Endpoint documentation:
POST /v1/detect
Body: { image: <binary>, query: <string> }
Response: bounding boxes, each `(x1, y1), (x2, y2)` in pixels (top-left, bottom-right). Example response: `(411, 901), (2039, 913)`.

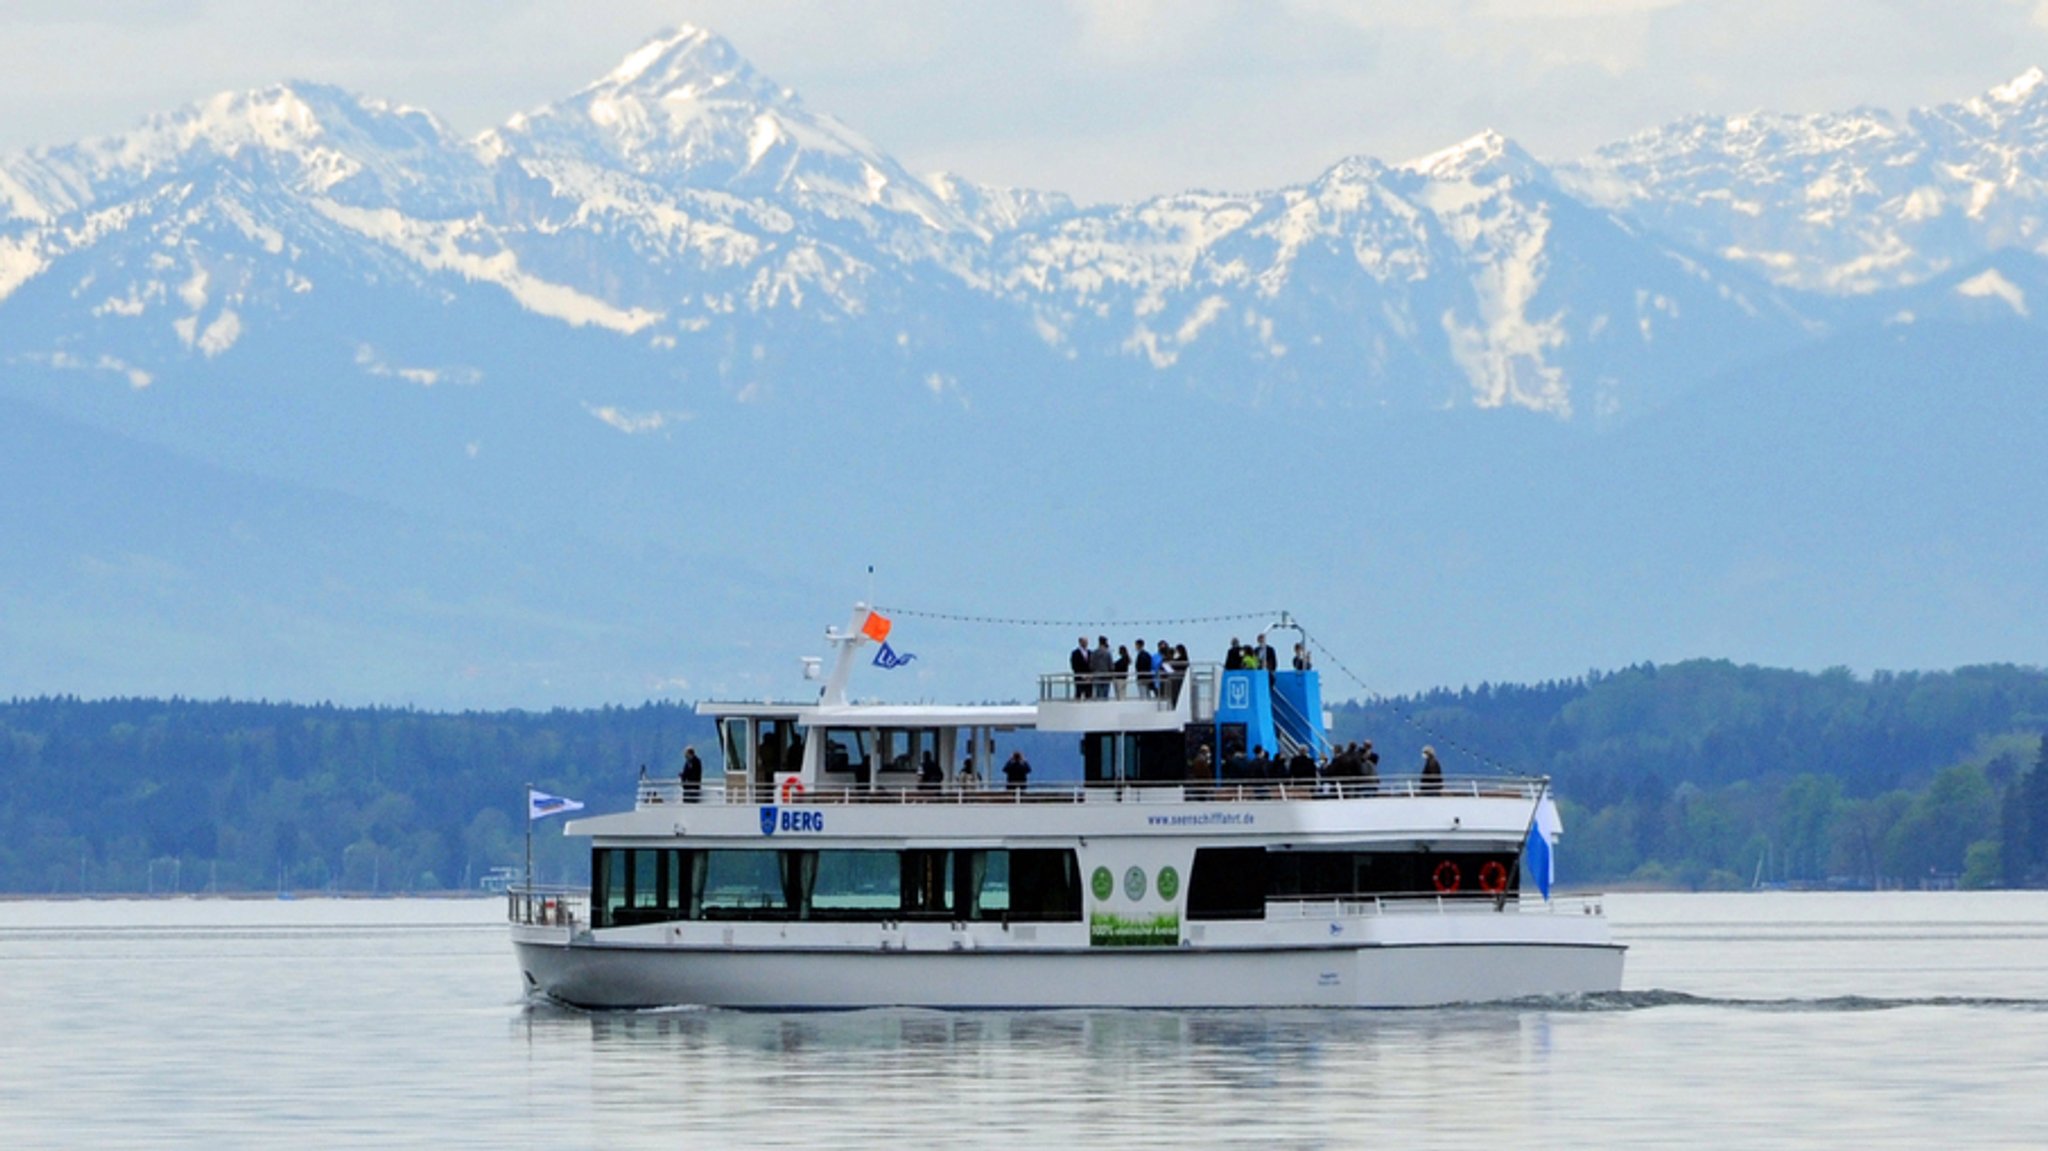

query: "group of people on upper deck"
(1222, 634), (1313, 675)
(1068, 631), (1317, 701)
(1068, 635), (1191, 700)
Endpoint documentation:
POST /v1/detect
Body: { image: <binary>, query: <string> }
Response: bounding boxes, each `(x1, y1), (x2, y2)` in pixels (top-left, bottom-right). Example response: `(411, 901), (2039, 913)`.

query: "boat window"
(1186, 847), (1266, 920)
(1124, 731), (1190, 784)
(593, 847), (1084, 924)
(590, 847), (697, 928)
(969, 851), (1008, 918)
(876, 727), (945, 776)
(811, 850), (899, 917)
(700, 850), (790, 917)
(1081, 732), (1116, 784)
(753, 719), (805, 781)
(719, 718), (750, 777)
(1007, 849), (1082, 922)
(900, 850), (956, 917)
(1186, 847), (1529, 918)
(821, 728), (872, 784)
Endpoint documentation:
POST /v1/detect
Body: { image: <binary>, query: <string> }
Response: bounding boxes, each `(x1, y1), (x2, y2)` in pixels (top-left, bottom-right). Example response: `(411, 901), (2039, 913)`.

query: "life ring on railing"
(1432, 860), (1462, 894)
(780, 776), (807, 804)
(1478, 860), (1510, 894)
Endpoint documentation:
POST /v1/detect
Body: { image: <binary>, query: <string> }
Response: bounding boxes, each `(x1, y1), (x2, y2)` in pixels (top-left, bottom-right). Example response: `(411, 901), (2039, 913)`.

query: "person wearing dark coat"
(1134, 640), (1155, 697)
(1002, 751), (1032, 791)
(1420, 746), (1443, 794)
(1070, 636), (1093, 698)
(680, 747), (704, 803)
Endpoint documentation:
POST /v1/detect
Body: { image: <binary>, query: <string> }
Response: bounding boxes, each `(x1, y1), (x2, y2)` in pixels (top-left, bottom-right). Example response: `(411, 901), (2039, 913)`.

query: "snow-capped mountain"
(1563, 68), (2048, 294)
(989, 132), (1807, 415)
(4, 26), (2048, 708)
(1, 24), (1839, 422)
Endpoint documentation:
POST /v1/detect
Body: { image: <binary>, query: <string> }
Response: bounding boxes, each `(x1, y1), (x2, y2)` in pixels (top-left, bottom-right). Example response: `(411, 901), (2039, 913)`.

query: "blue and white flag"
(528, 789), (585, 821)
(872, 641), (917, 670)
(1526, 796), (1562, 900)
(1525, 823), (1553, 901)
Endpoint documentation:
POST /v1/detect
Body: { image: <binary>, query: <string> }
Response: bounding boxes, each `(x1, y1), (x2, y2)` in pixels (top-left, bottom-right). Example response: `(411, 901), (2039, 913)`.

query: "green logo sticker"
(1156, 865), (1180, 901)
(1091, 866), (1114, 901)
(1123, 866), (1147, 902)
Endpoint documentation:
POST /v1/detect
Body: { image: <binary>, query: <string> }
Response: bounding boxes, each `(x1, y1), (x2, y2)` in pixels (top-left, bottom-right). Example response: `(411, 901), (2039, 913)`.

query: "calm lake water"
(2, 891), (2044, 1149)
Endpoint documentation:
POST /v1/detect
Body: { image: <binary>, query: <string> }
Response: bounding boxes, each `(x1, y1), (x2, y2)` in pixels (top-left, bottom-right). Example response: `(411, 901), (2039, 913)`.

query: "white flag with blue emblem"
(872, 641), (916, 670)
(528, 789), (585, 821)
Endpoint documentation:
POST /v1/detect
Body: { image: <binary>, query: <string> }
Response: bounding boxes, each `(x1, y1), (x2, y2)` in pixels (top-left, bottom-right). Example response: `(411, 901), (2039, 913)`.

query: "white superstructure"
(510, 605), (1624, 1008)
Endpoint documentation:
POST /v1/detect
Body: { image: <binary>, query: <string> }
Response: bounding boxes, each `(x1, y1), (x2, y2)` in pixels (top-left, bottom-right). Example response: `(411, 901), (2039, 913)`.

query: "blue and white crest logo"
(759, 806), (778, 836)
(1225, 677), (1250, 710)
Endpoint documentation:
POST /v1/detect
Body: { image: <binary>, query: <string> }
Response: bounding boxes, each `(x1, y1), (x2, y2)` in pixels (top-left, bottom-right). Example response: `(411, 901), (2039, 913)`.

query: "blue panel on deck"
(1215, 670), (1276, 755)
(1273, 670), (1325, 754)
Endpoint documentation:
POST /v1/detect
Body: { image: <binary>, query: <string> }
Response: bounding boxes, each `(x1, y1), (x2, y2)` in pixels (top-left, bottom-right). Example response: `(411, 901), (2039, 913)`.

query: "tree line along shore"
(4, 659), (2047, 894)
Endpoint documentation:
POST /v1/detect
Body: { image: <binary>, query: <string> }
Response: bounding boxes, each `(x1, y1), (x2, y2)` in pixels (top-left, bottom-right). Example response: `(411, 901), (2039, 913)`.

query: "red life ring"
(779, 777), (807, 804)
(1432, 860), (1461, 893)
(1478, 860), (1510, 894)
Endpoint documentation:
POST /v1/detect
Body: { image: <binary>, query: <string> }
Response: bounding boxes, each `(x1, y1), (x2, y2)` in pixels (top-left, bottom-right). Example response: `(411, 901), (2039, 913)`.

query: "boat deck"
(636, 774), (1545, 808)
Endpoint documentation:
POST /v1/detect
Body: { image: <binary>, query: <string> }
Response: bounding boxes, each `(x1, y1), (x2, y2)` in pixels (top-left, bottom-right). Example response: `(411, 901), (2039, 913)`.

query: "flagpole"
(524, 780), (534, 893)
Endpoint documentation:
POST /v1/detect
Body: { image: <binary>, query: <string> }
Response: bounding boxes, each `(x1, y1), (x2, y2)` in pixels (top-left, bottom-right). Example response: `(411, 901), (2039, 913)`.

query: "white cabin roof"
(698, 699), (1038, 728)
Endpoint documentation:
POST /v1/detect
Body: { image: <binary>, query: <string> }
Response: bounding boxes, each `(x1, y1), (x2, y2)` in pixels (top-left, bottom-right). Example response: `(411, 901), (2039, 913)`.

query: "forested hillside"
(1335, 661), (2048, 889)
(0, 698), (711, 894)
(4, 660), (2047, 894)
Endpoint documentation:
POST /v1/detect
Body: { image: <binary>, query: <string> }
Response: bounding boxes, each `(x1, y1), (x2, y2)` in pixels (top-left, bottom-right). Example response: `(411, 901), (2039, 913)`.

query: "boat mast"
(819, 602), (874, 706)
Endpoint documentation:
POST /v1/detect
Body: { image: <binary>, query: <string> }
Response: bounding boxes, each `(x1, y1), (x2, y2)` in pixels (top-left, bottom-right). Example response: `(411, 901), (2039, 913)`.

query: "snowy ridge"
(3, 27), (2048, 417)
(1563, 69), (2048, 293)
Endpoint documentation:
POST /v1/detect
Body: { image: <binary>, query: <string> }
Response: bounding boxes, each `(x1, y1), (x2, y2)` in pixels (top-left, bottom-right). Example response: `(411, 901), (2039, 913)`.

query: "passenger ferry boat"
(510, 606), (1624, 1008)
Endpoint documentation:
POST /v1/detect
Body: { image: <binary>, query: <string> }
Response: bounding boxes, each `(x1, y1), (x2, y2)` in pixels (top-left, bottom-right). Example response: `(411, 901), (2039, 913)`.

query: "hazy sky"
(5, 0), (2047, 203)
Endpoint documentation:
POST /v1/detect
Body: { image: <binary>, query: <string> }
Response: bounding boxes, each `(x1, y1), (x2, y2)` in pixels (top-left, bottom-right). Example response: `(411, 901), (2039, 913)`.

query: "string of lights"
(871, 606), (1285, 630)
(871, 602), (1531, 777)
(1299, 626), (1529, 777)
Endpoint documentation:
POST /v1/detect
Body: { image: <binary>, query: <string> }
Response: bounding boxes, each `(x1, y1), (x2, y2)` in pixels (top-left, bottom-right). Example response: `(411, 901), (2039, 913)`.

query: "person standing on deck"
(1134, 640), (1156, 697)
(1070, 636), (1093, 698)
(1003, 751), (1032, 791)
(1113, 645), (1132, 698)
(1089, 635), (1113, 700)
(1420, 746), (1443, 795)
(680, 747), (704, 803)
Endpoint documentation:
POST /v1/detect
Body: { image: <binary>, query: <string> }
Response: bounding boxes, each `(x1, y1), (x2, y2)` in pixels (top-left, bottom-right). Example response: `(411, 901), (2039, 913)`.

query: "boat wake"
(1479, 989), (2048, 1013)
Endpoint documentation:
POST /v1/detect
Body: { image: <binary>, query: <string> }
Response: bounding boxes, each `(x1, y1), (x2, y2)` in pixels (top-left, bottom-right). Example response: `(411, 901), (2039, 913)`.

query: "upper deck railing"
(632, 774), (1545, 809)
(1037, 663), (1220, 717)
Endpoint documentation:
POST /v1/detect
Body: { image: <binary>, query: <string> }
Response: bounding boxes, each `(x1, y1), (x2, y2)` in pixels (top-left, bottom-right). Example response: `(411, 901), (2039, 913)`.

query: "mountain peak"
(1400, 130), (1547, 184)
(586, 24), (788, 107)
(1988, 66), (2048, 105)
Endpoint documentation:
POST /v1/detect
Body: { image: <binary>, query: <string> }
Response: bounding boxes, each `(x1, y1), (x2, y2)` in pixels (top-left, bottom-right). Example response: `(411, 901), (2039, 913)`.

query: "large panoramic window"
(1185, 847), (1527, 920)
(592, 846), (1081, 926)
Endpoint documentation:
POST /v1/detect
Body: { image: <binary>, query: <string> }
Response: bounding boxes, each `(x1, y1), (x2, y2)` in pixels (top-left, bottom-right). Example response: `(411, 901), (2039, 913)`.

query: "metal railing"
(1037, 663), (1219, 712)
(1268, 893), (1606, 918)
(629, 774), (1544, 808)
(508, 885), (588, 930)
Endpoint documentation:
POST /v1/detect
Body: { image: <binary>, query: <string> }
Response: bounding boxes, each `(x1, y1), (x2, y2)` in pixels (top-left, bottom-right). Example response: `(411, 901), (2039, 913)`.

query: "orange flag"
(861, 610), (892, 642)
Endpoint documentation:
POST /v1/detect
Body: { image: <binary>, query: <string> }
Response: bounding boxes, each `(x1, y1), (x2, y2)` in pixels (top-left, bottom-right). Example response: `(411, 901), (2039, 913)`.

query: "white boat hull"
(514, 935), (1624, 1010)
